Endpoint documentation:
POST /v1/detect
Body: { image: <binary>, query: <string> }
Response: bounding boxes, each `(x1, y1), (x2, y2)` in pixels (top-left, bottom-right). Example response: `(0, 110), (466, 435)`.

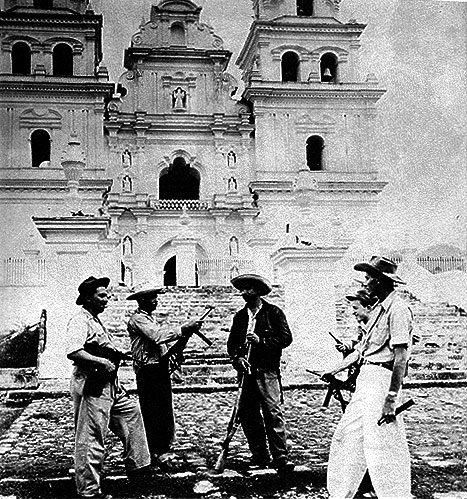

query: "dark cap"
(354, 255), (405, 285)
(126, 287), (167, 301)
(230, 273), (272, 296)
(76, 276), (110, 305)
(345, 289), (375, 307)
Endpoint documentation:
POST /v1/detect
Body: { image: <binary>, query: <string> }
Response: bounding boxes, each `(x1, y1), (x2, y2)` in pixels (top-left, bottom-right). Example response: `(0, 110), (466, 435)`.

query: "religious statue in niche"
(227, 176), (238, 193)
(172, 87), (187, 110)
(122, 148), (132, 167)
(122, 175), (133, 192)
(229, 236), (239, 257)
(227, 150), (236, 168)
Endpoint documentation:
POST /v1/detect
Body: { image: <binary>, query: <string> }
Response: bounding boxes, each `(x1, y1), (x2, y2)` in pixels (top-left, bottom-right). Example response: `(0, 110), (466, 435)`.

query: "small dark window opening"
(170, 23), (186, 46)
(12, 42), (31, 75)
(164, 256), (177, 286)
(320, 52), (338, 83)
(34, 0), (53, 8)
(297, 0), (313, 16)
(159, 157), (200, 200)
(306, 135), (324, 171)
(53, 43), (73, 76)
(31, 129), (51, 168)
(281, 51), (300, 82)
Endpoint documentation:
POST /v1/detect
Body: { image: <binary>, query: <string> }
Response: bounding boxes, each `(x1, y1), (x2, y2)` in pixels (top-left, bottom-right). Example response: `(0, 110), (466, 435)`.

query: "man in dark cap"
(67, 277), (151, 499)
(126, 287), (202, 470)
(334, 289), (377, 357)
(227, 273), (294, 473)
(324, 257), (413, 499)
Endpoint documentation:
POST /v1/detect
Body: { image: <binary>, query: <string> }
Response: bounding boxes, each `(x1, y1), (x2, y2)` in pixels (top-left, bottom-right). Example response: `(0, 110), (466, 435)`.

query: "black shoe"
(249, 455), (271, 468)
(274, 458), (295, 474)
(127, 465), (155, 479)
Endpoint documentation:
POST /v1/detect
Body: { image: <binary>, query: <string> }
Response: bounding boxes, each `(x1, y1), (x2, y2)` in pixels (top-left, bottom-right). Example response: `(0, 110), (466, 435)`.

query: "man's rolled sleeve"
(388, 304), (412, 348)
(130, 314), (179, 345)
(66, 314), (88, 356)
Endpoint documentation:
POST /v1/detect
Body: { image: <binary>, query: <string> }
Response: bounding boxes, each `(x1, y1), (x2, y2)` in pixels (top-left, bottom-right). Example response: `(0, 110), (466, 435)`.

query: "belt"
(362, 360), (394, 371)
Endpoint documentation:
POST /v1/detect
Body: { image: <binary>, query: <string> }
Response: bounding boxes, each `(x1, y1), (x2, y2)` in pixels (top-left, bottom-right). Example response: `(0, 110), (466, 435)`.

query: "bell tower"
(237, 0), (387, 374)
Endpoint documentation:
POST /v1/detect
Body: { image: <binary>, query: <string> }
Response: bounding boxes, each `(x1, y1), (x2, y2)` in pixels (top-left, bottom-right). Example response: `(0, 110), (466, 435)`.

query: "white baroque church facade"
(0, 0), (387, 377)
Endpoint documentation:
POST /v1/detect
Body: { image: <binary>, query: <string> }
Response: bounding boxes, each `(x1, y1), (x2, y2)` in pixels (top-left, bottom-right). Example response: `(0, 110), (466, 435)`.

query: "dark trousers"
(238, 370), (288, 463)
(136, 363), (175, 457)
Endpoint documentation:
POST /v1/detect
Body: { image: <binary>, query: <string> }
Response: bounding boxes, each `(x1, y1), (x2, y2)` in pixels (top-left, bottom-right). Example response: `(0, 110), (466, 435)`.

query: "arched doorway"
(164, 256), (177, 286)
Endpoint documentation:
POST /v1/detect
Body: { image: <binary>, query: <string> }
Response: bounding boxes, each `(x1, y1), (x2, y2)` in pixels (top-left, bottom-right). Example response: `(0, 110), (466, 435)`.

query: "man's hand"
(380, 394), (397, 424)
(246, 332), (260, 344)
(335, 343), (352, 355)
(99, 358), (117, 374)
(181, 320), (202, 338)
(233, 356), (251, 374)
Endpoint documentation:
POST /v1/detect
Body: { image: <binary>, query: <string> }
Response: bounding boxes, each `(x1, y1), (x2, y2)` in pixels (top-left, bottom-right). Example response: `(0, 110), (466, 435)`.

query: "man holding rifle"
(323, 256), (413, 499)
(126, 287), (202, 471)
(227, 274), (294, 473)
(67, 276), (151, 499)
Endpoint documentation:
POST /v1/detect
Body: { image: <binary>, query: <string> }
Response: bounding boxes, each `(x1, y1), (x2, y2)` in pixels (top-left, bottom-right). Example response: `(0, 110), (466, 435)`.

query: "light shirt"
(246, 303), (263, 337)
(358, 291), (413, 364)
(66, 307), (116, 373)
(127, 309), (180, 372)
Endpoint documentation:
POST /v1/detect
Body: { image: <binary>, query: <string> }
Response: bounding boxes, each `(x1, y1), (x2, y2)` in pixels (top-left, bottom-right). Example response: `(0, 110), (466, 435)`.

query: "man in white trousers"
(323, 256), (413, 499)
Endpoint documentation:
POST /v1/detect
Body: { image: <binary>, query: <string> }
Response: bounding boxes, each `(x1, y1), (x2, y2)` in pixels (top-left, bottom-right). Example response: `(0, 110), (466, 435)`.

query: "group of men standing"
(66, 255), (413, 499)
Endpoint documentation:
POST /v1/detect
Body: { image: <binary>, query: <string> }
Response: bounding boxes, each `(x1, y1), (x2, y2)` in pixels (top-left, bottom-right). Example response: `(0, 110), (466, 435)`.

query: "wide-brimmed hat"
(127, 287), (167, 301)
(354, 256), (406, 285)
(231, 273), (272, 296)
(76, 276), (110, 305)
(345, 289), (376, 307)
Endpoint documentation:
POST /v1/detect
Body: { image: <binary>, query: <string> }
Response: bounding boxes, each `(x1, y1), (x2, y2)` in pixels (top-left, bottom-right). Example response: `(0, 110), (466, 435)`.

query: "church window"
(320, 53), (338, 83)
(122, 175), (133, 192)
(122, 236), (133, 256)
(297, 0), (313, 16)
(34, 0), (53, 7)
(306, 135), (324, 171)
(31, 129), (51, 168)
(164, 256), (177, 286)
(12, 42), (31, 75)
(159, 157), (200, 200)
(281, 51), (300, 82)
(53, 43), (73, 76)
(170, 23), (186, 46)
(122, 148), (132, 166)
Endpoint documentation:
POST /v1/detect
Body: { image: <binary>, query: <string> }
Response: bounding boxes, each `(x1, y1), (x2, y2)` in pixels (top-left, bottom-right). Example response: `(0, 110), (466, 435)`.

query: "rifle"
(162, 306), (215, 374)
(81, 343), (132, 396)
(306, 370), (356, 412)
(214, 343), (252, 474)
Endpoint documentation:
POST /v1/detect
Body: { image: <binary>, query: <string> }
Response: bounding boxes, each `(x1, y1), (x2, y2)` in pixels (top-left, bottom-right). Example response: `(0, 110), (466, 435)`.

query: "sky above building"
(93, 0), (466, 253)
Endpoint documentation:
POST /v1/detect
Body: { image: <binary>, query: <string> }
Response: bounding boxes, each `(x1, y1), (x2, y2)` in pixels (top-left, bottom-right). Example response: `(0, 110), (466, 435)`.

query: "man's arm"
(262, 306), (292, 349)
(380, 345), (408, 423)
(129, 314), (181, 345)
(324, 349), (360, 377)
(67, 349), (116, 374)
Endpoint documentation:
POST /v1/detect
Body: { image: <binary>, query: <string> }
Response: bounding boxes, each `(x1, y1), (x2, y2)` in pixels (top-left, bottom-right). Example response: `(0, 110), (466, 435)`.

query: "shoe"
(274, 458), (295, 474)
(152, 453), (174, 473)
(249, 455), (271, 468)
(127, 465), (155, 479)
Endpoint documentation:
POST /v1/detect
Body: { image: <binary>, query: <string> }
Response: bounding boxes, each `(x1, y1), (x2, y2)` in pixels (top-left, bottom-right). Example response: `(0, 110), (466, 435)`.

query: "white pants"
(327, 364), (411, 499)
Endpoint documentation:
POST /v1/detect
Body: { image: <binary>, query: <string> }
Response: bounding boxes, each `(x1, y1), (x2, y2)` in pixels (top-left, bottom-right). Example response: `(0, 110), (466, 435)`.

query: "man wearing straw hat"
(126, 287), (202, 471)
(67, 276), (151, 499)
(324, 256), (413, 499)
(227, 273), (294, 473)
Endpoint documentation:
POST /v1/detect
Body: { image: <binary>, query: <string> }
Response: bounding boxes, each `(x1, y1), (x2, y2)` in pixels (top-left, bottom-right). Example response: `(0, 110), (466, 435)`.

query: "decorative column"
(61, 132), (85, 213)
(172, 208), (197, 286)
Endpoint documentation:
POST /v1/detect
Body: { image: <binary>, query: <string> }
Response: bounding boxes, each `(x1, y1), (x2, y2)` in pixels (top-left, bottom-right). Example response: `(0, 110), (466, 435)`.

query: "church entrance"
(164, 256), (177, 286)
